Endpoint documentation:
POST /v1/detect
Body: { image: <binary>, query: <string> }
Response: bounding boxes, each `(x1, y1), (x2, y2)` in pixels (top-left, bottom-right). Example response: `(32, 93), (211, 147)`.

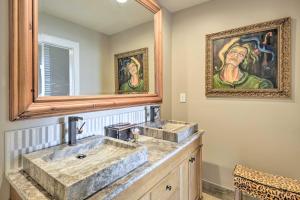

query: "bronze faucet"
(68, 116), (85, 145)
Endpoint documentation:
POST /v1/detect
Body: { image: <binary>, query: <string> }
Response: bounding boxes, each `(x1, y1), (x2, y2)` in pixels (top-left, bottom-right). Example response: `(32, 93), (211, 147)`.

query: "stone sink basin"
(23, 136), (148, 200)
(138, 120), (198, 143)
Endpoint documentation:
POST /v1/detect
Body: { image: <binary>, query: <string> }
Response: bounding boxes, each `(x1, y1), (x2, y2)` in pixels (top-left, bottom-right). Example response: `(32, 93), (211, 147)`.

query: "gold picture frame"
(205, 17), (291, 98)
(114, 48), (149, 94)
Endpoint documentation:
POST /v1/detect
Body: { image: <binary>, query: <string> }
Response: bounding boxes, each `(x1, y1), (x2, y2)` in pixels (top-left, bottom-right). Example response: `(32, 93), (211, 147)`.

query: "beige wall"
(171, 0), (300, 189)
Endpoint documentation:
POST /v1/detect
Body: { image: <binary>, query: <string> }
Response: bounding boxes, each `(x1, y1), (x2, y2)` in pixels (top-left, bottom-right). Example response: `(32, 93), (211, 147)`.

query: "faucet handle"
(77, 122), (86, 134)
(131, 127), (140, 143)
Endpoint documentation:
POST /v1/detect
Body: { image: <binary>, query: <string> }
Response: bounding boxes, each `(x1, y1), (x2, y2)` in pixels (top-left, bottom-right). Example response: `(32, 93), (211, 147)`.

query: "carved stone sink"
(138, 120), (198, 143)
(23, 136), (148, 200)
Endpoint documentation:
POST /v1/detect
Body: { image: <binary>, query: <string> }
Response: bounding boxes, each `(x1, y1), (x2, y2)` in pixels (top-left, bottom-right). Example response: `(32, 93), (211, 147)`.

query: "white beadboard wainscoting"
(5, 106), (150, 173)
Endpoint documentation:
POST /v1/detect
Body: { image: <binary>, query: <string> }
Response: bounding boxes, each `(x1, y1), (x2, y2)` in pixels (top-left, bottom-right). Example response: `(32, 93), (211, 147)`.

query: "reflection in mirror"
(38, 0), (155, 96)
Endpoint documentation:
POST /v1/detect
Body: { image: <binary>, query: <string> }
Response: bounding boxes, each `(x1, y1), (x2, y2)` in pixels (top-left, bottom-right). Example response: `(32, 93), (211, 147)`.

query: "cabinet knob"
(166, 185), (172, 191)
(189, 157), (196, 163)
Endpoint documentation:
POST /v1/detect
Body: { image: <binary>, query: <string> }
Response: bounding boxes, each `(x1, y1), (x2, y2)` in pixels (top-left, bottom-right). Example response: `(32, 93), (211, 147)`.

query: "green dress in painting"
(120, 79), (145, 93)
(213, 72), (274, 89)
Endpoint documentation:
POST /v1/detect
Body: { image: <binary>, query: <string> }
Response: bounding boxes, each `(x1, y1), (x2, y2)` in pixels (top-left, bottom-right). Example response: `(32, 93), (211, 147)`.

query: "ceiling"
(39, 0), (211, 35)
(39, 0), (154, 35)
(157, 0), (211, 12)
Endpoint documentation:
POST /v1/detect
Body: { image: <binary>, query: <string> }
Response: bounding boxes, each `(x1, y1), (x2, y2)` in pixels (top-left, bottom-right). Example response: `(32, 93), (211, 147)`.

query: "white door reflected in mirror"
(38, 0), (155, 96)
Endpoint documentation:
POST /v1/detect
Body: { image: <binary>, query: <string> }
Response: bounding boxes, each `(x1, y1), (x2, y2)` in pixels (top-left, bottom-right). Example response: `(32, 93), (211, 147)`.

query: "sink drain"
(76, 154), (87, 159)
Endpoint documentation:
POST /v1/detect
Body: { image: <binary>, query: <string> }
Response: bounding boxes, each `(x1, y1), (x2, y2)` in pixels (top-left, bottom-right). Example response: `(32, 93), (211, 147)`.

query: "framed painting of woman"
(115, 48), (149, 94)
(205, 17), (291, 97)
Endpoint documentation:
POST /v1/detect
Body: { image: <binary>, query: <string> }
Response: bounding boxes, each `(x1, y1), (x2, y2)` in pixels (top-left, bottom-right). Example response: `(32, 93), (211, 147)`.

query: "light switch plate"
(180, 93), (187, 103)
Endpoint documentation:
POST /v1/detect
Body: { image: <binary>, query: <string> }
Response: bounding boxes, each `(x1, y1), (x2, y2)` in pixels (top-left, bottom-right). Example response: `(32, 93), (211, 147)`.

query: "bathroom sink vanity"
(8, 130), (204, 200)
(23, 136), (148, 200)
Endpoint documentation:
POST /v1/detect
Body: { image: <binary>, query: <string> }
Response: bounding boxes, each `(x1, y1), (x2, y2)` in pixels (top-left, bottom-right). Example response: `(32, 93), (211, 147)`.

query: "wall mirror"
(10, 0), (162, 120)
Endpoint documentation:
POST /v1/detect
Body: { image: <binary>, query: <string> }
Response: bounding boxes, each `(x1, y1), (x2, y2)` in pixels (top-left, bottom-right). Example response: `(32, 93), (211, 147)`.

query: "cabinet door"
(189, 149), (201, 200)
(151, 167), (180, 200)
(139, 192), (151, 200)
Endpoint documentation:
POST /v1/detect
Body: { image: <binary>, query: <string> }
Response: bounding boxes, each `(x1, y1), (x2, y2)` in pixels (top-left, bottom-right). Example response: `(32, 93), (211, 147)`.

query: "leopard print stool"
(233, 164), (300, 200)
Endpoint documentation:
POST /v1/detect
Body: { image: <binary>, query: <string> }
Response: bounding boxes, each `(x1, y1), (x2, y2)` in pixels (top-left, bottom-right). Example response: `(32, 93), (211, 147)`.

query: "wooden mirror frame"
(9, 0), (163, 120)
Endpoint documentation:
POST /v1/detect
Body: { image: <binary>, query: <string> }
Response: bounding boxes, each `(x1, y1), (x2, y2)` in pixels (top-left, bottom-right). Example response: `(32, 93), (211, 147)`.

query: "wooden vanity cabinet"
(137, 144), (203, 200)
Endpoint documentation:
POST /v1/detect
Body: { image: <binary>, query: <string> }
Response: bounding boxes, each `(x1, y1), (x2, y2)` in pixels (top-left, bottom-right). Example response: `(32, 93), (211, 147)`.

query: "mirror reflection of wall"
(38, 0), (155, 96)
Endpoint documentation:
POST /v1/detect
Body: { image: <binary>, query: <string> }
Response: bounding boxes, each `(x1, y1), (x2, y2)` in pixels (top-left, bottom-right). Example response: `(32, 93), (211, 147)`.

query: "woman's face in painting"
(225, 46), (247, 67)
(127, 62), (138, 76)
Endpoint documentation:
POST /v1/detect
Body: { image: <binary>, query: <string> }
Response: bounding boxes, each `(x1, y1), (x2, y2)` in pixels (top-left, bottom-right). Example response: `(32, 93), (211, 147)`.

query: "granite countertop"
(7, 131), (204, 200)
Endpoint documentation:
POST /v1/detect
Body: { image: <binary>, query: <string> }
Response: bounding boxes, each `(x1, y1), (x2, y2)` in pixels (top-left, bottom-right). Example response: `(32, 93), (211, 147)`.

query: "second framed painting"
(114, 48), (149, 94)
(205, 17), (291, 97)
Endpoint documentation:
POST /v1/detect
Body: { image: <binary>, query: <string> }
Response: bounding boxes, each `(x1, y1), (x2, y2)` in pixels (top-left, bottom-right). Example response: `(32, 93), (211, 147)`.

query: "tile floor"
(203, 193), (221, 200)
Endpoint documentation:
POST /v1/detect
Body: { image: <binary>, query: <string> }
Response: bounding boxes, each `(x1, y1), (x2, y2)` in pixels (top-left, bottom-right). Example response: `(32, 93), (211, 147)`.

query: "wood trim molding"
(9, 0), (18, 119)
(9, 0), (163, 120)
(154, 9), (163, 99)
(136, 0), (160, 13)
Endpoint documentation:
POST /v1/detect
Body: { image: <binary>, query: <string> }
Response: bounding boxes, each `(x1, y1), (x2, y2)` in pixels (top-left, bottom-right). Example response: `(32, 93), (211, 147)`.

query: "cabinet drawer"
(151, 167), (180, 200)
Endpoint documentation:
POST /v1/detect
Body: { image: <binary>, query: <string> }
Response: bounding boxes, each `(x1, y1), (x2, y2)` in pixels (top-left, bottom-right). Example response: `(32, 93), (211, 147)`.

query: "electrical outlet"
(180, 93), (187, 103)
